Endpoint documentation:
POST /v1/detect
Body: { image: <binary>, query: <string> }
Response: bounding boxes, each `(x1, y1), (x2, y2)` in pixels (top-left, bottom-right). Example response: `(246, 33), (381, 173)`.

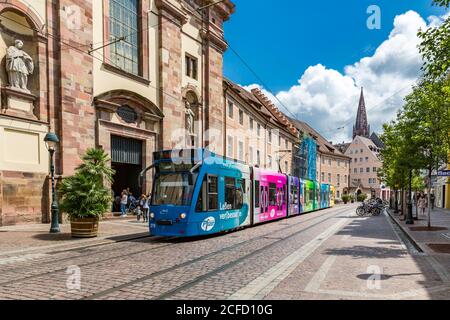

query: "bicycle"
(356, 200), (382, 217)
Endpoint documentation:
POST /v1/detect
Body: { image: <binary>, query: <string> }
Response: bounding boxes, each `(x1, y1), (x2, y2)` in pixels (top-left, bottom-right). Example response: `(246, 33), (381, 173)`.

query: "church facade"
(0, 0), (235, 226)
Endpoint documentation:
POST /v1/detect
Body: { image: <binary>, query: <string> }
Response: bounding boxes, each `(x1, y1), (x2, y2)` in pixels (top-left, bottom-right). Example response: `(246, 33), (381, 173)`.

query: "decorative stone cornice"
(94, 98), (118, 113)
(194, 0), (235, 21)
(156, 0), (188, 25)
(200, 29), (228, 53)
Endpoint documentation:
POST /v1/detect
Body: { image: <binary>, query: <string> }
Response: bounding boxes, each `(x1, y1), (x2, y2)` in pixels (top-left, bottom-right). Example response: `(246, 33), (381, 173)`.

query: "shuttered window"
(111, 135), (142, 165)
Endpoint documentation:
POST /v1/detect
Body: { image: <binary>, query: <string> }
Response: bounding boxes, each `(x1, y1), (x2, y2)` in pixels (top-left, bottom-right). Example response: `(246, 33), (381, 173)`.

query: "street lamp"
(44, 132), (60, 233)
(406, 168), (414, 225)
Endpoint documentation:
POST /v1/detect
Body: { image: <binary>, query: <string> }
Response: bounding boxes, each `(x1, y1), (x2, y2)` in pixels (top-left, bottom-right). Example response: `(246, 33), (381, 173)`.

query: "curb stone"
(385, 208), (426, 254)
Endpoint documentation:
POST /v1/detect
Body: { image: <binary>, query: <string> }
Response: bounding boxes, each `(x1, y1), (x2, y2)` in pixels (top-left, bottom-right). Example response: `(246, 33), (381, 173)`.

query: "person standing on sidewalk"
(418, 193), (427, 217)
(142, 195), (150, 223)
(430, 193), (435, 210)
(120, 190), (128, 217)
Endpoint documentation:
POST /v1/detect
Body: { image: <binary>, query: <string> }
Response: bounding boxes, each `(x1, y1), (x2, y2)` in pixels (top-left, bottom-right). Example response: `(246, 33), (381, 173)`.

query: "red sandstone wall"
(159, 12), (184, 150)
(0, 171), (48, 225)
(57, 0), (95, 175)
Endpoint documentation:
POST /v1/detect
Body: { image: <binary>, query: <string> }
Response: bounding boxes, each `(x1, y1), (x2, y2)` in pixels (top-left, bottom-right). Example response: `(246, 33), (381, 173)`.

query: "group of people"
(114, 188), (152, 222)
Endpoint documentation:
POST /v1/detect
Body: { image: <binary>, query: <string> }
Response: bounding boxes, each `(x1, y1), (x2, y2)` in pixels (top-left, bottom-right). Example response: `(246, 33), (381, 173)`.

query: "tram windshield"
(152, 173), (195, 206)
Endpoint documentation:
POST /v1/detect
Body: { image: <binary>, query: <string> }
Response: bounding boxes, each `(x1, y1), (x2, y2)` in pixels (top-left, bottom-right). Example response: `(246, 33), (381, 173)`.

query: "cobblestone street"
(1, 205), (449, 300)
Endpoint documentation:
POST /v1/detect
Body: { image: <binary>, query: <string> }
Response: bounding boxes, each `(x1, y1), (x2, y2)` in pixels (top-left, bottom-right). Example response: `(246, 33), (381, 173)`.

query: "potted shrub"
(342, 195), (350, 204)
(59, 148), (114, 238)
(350, 195), (355, 203)
(357, 193), (368, 202)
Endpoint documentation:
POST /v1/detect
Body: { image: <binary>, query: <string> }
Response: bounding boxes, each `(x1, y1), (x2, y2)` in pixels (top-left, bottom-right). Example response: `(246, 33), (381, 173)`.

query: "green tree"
(418, 0), (449, 80)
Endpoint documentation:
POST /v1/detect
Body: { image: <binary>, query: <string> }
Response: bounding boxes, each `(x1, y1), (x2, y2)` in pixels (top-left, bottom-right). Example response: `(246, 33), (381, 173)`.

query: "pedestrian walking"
(430, 193), (435, 210)
(120, 190), (128, 217)
(417, 193), (427, 217)
(143, 195), (150, 223)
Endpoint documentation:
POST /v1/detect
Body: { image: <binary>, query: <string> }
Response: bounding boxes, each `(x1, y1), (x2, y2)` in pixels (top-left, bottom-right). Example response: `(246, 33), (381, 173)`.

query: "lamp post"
(44, 132), (60, 233)
(406, 168), (414, 225)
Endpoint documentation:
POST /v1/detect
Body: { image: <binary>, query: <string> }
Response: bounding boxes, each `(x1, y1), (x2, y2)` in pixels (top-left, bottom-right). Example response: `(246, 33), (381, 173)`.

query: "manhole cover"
(427, 244), (450, 254)
(409, 227), (448, 232)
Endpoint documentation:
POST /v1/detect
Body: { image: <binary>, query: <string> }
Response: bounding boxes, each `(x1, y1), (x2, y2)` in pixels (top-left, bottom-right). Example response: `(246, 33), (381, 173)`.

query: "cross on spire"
(353, 87), (370, 139)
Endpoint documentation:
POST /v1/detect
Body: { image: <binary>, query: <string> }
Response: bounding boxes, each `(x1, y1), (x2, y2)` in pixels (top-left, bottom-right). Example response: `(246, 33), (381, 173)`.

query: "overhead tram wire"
(2, 4), (420, 138)
(87, 1), (301, 123)
(89, 1), (229, 54)
(3, 1), (281, 118)
(226, 44), (300, 122)
(0, 12), (184, 105)
(318, 80), (421, 136)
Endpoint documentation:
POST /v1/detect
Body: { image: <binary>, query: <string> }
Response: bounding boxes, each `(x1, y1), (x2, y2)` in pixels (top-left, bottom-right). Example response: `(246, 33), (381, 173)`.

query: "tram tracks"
(0, 233), (155, 272)
(0, 206), (349, 295)
(81, 206), (350, 300)
(0, 236), (174, 286)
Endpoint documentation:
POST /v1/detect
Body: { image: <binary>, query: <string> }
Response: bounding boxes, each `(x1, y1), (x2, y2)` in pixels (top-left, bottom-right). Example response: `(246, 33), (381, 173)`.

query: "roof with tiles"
(250, 88), (298, 136)
(223, 79), (298, 138)
(289, 118), (351, 160)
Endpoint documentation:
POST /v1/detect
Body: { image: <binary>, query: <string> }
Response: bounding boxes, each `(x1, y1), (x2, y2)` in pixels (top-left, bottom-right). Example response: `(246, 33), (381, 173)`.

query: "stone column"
(156, 0), (187, 150)
(57, 0), (95, 175)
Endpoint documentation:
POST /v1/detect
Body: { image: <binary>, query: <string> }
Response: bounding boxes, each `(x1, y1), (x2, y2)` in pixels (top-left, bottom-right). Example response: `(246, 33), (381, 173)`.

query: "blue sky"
(224, 0), (444, 91)
(222, 1), (448, 142)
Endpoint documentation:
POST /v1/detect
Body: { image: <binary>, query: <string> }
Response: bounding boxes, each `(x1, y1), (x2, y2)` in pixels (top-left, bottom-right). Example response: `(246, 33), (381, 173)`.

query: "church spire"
(353, 87), (370, 139)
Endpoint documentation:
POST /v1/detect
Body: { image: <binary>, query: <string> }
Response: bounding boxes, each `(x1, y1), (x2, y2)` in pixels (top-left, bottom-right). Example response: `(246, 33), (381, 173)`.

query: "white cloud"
(242, 10), (448, 144)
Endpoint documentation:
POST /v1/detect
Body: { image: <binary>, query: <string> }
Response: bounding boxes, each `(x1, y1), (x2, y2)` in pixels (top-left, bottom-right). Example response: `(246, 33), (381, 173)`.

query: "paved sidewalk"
(387, 207), (450, 282)
(265, 208), (450, 300)
(388, 207), (450, 254)
(0, 217), (150, 257)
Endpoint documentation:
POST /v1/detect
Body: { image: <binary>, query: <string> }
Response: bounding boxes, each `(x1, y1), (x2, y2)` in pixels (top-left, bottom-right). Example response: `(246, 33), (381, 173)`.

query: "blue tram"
(148, 149), (333, 237)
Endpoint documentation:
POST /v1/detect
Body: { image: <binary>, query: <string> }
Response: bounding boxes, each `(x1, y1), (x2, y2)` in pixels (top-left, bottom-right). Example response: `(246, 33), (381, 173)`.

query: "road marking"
(304, 255), (337, 293)
(228, 217), (349, 300)
(0, 253), (48, 266)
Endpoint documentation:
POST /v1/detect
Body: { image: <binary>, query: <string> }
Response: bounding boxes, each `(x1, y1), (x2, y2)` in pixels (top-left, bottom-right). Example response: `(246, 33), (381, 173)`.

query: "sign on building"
(437, 170), (450, 177)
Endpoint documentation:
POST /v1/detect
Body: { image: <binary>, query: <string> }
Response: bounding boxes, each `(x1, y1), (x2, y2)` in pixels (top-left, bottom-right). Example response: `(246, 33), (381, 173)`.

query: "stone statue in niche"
(6, 40), (34, 93)
(185, 101), (196, 136)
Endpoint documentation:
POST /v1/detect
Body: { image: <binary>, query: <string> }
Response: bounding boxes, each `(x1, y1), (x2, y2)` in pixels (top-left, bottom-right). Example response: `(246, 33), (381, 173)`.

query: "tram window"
(292, 186), (298, 204)
(225, 177), (236, 209)
(208, 176), (219, 211)
(255, 181), (260, 208)
(269, 183), (277, 206)
(236, 179), (244, 210)
(196, 176), (207, 212)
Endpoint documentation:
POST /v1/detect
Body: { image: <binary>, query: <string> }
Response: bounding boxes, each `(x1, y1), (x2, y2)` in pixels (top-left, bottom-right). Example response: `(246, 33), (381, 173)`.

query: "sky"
(223, 0), (449, 144)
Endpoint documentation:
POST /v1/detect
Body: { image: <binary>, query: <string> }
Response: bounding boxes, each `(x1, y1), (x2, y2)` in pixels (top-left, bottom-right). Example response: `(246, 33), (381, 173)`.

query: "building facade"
(344, 136), (390, 199)
(290, 120), (351, 200)
(0, 0), (235, 226)
(435, 157), (450, 210)
(223, 79), (298, 174)
(336, 87), (391, 200)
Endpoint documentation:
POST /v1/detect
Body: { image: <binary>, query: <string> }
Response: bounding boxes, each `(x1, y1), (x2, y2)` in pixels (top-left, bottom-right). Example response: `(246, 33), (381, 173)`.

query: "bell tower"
(353, 87), (370, 139)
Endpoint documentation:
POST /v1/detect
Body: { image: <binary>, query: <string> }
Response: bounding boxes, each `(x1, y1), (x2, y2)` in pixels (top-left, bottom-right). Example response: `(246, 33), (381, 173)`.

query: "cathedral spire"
(353, 87), (370, 139)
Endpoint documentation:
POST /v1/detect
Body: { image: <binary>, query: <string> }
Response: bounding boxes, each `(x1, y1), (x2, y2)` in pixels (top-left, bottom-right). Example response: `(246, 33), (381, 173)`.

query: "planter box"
(70, 217), (99, 238)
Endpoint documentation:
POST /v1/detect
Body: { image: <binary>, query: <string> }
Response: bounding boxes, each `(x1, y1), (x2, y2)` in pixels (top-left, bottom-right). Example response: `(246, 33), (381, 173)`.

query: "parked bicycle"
(356, 198), (386, 217)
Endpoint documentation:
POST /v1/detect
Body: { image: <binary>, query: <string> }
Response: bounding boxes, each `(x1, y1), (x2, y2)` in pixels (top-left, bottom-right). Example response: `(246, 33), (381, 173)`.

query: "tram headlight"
(179, 213), (187, 220)
(150, 212), (155, 219)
